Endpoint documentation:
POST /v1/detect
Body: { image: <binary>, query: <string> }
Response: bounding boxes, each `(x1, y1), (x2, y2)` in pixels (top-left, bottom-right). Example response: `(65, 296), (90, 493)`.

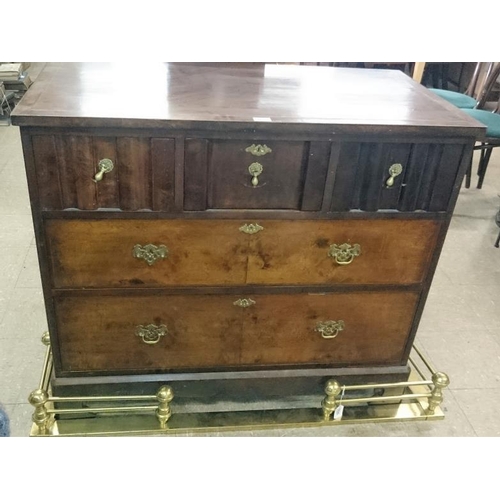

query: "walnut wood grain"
(54, 291), (419, 374)
(46, 219), (249, 288)
(11, 63), (485, 138)
(46, 218), (440, 288)
(247, 219), (440, 285)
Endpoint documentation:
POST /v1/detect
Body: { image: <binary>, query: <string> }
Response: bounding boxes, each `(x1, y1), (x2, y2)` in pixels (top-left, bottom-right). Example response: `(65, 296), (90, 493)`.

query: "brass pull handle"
(93, 158), (114, 183)
(136, 324), (167, 345)
(315, 320), (345, 339)
(245, 144), (272, 156)
(133, 244), (168, 266)
(248, 162), (263, 187)
(385, 163), (403, 188)
(328, 243), (361, 265)
(233, 298), (256, 308)
(239, 223), (264, 235)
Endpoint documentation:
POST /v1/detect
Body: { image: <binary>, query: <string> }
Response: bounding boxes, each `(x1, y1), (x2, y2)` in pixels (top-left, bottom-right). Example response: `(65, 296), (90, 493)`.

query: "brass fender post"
(427, 372), (450, 414)
(28, 389), (51, 435)
(156, 385), (174, 428)
(322, 379), (342, 421)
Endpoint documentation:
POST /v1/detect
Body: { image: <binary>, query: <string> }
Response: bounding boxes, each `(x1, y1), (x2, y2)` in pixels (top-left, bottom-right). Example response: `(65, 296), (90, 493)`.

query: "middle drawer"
(46, 219), (440, 288)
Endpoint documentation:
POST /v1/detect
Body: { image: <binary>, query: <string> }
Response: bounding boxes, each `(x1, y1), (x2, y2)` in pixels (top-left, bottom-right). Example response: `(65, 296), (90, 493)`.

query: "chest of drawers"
(12, 63), (483, 405)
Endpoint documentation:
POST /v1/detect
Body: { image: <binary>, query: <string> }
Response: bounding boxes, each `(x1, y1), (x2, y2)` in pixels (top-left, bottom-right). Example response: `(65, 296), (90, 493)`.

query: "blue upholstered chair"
(463, 104), (500, 188)
(429, 62), (498, 110)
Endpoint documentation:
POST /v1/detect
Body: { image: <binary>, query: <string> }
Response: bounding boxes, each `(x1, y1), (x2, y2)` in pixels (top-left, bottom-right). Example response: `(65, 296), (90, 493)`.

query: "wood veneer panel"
(247, 219), (440, 285)
(46, 219), (249, 288)
(54, 290), (419, 373)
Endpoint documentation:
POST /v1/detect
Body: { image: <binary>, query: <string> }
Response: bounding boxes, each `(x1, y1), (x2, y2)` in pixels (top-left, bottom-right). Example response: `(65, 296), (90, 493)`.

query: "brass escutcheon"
(133, 244), (168, 266)
(385, 163), (403, 188)
(328, 243), (361, 265)
(136, 324), (167, 345)
(233, 298), (256, 308)
(315, 320), (345, 339)
(239, 223), (264, 235)
(248, 162), (264, 187)
(93, 158), (114, 183)
(245, 144), (272, 157)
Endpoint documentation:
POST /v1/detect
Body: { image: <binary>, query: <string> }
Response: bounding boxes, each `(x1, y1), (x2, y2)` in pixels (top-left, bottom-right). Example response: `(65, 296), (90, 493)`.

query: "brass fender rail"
(28, 333), (449, 436)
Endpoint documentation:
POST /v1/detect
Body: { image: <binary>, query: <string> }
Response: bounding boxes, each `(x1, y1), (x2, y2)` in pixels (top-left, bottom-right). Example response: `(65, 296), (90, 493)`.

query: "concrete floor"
(1, 102), (500, 437)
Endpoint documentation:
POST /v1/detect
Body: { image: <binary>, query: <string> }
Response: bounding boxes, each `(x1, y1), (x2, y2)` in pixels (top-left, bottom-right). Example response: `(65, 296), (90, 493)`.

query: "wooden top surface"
(11, 62), (484, 136)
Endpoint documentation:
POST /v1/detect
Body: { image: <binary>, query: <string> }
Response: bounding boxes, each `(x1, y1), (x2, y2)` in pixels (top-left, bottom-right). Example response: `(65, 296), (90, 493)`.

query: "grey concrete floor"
(1, 118), (500, 437)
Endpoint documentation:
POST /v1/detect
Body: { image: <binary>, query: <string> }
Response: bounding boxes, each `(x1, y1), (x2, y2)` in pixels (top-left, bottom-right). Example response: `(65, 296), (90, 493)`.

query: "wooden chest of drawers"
(12, 63), (484, 400)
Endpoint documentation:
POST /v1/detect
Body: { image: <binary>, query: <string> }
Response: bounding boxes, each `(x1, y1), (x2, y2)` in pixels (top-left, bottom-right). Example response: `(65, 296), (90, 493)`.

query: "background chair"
(429, 62), (499, 109)
(462, 63), (500, 188)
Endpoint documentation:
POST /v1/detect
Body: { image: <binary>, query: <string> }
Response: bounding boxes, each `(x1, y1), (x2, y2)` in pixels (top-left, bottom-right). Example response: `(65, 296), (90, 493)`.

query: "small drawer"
(54, 291), (419, 374)
(184, 139), (331, 210)
(32, 134), (175, 211)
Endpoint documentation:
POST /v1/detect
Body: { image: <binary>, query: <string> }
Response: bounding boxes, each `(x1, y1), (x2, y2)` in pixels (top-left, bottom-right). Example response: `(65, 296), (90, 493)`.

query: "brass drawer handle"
(248, 162), (264, 187)
(385, 163), (403, 188)
(133, 244), (168, 266)
(328, 243), (361, 265)
(239, 223), (263, 235)
(93, 158), (114, 183)
(233, 298), (256, 308)
(136, 324), (167, 345)
(316, 320), (345, 339)
(245, 144), (272, 157)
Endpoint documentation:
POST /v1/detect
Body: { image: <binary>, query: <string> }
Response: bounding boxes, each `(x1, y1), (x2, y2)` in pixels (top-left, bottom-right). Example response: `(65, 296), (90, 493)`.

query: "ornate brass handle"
(328, 243), (361, 265)
(385, 163), (403, 188)
(245, 144), (272, 157)
(233, 298), (256, 308)
(239, 223), (263, 235)
(133, 244), (168, 266)
(315, 320), (345, 339)
(93, 158), (114, 183)
(248, 162), (263, 187)
(136, 324), (167, 345)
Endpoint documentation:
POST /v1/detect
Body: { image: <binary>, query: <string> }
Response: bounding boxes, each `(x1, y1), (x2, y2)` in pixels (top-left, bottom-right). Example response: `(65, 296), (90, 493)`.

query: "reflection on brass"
(156, 385), (174, 428)
(28, 388), (51, 435)
(233, 298), (256, 308)
(133, 244), (168, 266)
(245, 144), (272, 157)
(322, 379), (341, 420)
(328, 243), (361, 265)
(427, 372), (450, 415)
(385, 163), (403, 188)
(93, 158), (114, 183)
(315, 320), (345, 339)
(41, 331), (50, 346)
(239, 223), (264, 235)
(248, 162), (263, 186)
(135, 324), (167, 345)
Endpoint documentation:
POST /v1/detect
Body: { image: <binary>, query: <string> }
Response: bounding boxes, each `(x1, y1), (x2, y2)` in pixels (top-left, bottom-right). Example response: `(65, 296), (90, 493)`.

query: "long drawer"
(46, 219), (440, 288)
(54, 291), (420, 374)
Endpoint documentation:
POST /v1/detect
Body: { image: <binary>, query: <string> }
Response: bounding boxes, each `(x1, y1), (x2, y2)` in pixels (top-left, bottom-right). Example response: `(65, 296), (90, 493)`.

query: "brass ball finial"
(324, 379), (342, 397)
(156, 385), (174, 403)
(28, 388), (48, 406)
(432, 372), (450, 389)
(41, 331), (51, 346)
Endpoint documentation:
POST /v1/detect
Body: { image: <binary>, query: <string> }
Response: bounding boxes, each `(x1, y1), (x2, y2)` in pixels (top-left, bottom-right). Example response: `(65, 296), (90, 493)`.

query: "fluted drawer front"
(54, 291), (419, 375)
(46, 218), (440, 288)
(32, 135), (175, 211)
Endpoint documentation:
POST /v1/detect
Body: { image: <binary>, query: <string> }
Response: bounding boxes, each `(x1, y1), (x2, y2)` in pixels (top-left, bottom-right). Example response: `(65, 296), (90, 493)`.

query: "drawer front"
(32, 134), (175, 211)
(331, 141), (468, 212)
(247, 219), (440, 285)
(54, 291), (419, 374)
(46, 220), (249, 288)
(46, 219), (440, 288)
(184, 139), (331, 210)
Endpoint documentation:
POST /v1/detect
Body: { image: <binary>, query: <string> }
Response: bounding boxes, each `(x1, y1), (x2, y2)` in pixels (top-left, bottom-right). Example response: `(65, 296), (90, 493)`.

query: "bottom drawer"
(54, 291), (420, 375)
